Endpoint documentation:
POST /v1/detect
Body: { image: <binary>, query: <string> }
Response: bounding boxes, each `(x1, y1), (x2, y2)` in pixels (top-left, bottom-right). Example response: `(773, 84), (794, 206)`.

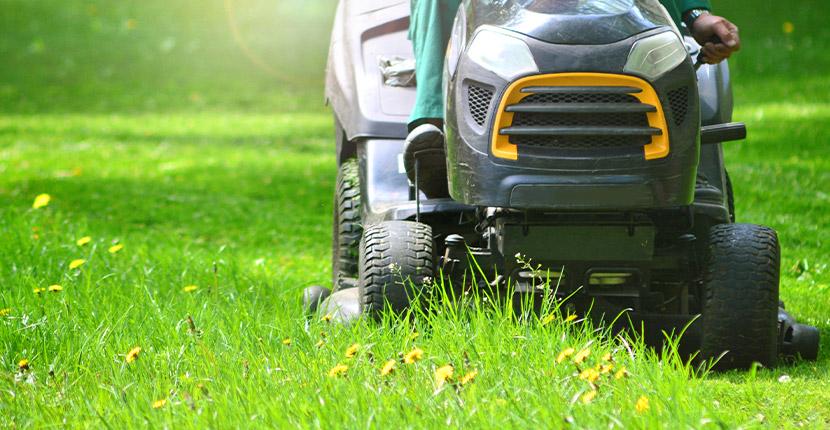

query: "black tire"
(358, 221), (435, 318)
(332, 160), (361, 290)
(700, 223), (780, 370)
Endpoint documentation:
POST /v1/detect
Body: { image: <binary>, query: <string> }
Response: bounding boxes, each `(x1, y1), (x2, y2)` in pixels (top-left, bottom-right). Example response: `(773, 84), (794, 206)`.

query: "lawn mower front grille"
(504, 90), (656, 149)
(468, 85), (494, 126)
(668, 86), (689, 127)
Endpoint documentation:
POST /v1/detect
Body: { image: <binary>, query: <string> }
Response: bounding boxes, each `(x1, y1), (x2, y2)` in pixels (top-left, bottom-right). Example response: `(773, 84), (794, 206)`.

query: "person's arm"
(681, 1), (740, 64)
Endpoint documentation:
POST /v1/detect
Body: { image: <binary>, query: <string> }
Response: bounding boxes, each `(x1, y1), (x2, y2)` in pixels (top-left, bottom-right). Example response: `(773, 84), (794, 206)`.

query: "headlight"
(623, 31), (687, 80)
(466, 27), (539, 82)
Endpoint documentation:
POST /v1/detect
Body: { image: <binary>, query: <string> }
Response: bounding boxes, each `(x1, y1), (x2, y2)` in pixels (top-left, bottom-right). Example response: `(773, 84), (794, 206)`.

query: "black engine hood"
(467, 0), (674, 45)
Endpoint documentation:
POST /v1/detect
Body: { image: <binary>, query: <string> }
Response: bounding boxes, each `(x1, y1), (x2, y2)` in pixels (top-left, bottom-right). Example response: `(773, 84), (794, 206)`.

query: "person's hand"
(691, 14), (740, 64)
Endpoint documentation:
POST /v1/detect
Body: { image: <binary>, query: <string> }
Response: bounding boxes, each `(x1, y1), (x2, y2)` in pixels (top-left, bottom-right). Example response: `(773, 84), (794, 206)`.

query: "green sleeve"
(660, 0), (712, 29)
(680, 0), (712, 13)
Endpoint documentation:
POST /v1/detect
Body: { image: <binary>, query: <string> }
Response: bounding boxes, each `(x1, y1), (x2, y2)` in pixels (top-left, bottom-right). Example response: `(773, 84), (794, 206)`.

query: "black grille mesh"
(509, 92), (652, 149)
(668, 86), (689, 127)
(468, 85), (494, 126)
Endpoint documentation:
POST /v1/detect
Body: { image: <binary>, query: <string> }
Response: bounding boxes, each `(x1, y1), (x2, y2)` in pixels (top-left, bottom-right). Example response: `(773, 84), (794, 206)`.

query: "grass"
(1, 0), (828, 428)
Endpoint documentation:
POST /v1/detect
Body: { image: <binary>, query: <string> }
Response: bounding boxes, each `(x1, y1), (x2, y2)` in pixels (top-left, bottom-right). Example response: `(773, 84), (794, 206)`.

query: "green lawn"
(1, 0), (828, 428)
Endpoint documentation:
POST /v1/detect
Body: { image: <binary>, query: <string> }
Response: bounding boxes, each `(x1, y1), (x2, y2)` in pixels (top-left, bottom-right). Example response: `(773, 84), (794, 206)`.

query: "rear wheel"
(700, 223), (779, 370)
(332, 160), (361, 291)
(359, 221), (435, 318)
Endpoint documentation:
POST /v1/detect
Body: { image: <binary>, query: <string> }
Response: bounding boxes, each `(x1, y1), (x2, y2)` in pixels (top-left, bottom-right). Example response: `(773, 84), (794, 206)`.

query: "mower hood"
(469, 0), (674, 45)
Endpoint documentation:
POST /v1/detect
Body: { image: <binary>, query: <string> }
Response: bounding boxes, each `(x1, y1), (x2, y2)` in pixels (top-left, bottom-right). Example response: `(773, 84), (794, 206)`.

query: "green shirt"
(664, 0), (712, 29)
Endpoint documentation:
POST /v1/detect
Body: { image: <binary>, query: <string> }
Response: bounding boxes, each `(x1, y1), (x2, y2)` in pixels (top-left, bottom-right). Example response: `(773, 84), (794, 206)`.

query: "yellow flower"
(315, 340), (325, 348)
(410, 332), (419, 340)
(77, 237), (91, 246)
(183, 285), (197, 292)
(573, 348), (591, 364)
(152, 399), (166, 409)
(541, 314), (556, 325)
(381, 359), (396, 376)
(404, 348), (424, 364)
(635, 395), (650, 412)
(564, 314), (577, 322)
(782, 22), (794, 34)
(33, 194), (51, 209)
(321, 315), (333, 322)
(601, 352), (612, 362)
(0, 308), (10, 317)
(600, 364), (614, 375)
(328, 364), (348, 377)
(435, 365), (454, 387)
(615, 366), (628, 380)
(33, 288), (45, 294)
(69, 259), (86, 269)
(126, 346), (142, 363)
(48, 285), (63, 292)
(556, 347), (575, 364)
(582, 390), (597, 404)
(345, 343), (360, 357)
(18, 359), (29, 369)
(282, 338), (292, 345)
(461, 370), (478, 385)
(579, 368), (600, 382)
(109, 244), (123, 254)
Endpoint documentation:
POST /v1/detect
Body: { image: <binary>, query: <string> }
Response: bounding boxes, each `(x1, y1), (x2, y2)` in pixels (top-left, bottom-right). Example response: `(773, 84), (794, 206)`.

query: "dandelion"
(381, 359), (396, 376)
(69, 259), (86, 269)
(18, 359), (29, 370)
(152, 399), (166, 409)
(582, 390), (597, 404)
(109, 244), (123, 254)
(601, 352), (612, 362)
(77, 237), (91, 246)
(573, 348), (591, 364)
(126, 346), (142, 363)
(33, 194), (51, 209)
(321, 315), (333, 322)
(404, 348), (424, 364)
(635, 395), (650, 412)
(579, 368), (600, 382)
(410, 332), (419, 340)
(282, 338), (292, 345)
(782, 22), (794, 34)
(461, 370), (478, 385)
(183, 285), (197, 292)
(564, 314), (577, 322)
(48, 285), (63, 292)
(556, 347), (575, 364)
(345, 343), (360, 357)
(435, 365), (454, 388)
(328, 364), (348, 377)
(315, 340), (325, 348)
(600, 364), (614, 375)
(33, 288), (45, 294)
(0, 308), (10, 317)
(615, 366), (628, 380)
(541, 314), (556, 325)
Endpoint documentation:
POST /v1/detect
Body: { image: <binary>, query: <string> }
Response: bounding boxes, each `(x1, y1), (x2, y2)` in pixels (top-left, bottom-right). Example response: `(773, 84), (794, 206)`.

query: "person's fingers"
(701, 44), (731, 64)
(713, 19), (740, 50)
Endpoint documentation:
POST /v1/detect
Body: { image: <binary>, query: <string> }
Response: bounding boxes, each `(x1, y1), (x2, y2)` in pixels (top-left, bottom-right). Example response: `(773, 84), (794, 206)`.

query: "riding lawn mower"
(304, 0), (819, 369)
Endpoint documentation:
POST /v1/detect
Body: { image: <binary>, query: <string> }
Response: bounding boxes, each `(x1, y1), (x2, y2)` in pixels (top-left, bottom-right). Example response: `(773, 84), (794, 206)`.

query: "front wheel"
(700, 223), (780, 370)
(358, 221), (435, 319)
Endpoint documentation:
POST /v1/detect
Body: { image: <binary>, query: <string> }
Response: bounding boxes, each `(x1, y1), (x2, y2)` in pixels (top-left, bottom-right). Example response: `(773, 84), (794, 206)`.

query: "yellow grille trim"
(491, 73), (670, 160)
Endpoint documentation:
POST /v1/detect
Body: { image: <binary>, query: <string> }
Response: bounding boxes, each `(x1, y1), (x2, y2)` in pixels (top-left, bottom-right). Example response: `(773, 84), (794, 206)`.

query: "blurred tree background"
(0, 0), (336, 114)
